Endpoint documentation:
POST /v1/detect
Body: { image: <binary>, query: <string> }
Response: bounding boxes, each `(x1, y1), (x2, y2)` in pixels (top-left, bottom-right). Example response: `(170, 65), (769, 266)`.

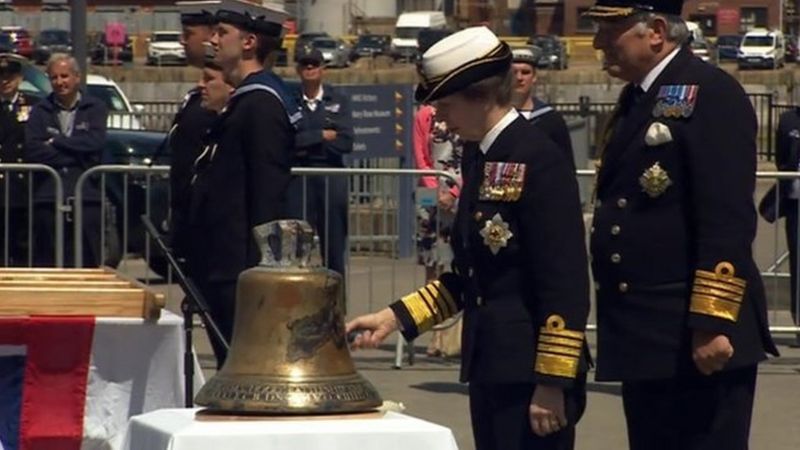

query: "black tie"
(622, 85), (645, 114)
(633, 85), (645, 104)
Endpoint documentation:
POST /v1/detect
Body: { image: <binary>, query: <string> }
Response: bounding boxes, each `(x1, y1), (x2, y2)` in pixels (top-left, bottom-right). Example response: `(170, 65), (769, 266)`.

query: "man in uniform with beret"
(168, 1), (220, 262)
(510, 47), (574, 170)
(289, 46), (353, 283)
(347, 26), (590, 450)
(586, 1), (778, 449)
(0, 53), (38, 265)
(187, 0), (299, 367)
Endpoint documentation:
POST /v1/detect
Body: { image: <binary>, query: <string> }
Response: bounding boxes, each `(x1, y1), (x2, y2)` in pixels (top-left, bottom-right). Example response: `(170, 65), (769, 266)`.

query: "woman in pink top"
(413, 104), (463, 357)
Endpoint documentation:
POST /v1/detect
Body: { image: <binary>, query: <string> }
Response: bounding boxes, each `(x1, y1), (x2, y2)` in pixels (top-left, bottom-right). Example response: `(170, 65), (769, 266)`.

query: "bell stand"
(141, 216), (229, 407)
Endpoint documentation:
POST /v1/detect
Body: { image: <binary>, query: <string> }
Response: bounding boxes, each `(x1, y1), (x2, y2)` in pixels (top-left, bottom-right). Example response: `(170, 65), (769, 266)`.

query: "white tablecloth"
(123, 408), (459, 450)
(82, 310), (204, 450)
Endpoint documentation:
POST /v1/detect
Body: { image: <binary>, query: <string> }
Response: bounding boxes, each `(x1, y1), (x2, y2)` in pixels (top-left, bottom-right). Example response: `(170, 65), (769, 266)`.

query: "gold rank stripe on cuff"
(431, 280), (459, 316)
(690, 264), (746, 322)
(538, 335), (584, 349)
(400, 292), (436, 333)
(692, 285), (744, 303)
(695, 268), (747, 289)
(534, 315), (584, 379)
(417, 286), (444, 323)
(398, 280), (459, 334)
(537, 343), (582, 357)
(690, 294), (742, 322)
(534, 352), (580, 379)
(693, 277), (745, 297)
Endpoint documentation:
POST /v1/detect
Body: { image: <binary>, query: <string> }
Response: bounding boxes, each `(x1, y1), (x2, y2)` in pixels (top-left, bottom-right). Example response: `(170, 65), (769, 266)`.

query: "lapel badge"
(639, 162), (672, 198)
(479, 162), (526, 201)
(479, 213), (513, 255)
(653, 85), (699, 119)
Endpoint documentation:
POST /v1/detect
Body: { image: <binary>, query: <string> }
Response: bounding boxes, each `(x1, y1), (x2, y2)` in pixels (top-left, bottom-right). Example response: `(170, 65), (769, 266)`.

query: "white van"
(392, 11), (447, 61)
(737, 28), (785, 70)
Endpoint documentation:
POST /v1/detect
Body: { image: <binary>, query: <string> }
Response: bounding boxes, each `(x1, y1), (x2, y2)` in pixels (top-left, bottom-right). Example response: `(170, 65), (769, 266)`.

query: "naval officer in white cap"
(347, 26), (590, 450)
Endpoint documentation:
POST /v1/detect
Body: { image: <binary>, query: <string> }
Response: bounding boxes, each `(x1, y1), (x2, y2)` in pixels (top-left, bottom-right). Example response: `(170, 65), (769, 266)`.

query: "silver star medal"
(479, 213), (513, 255)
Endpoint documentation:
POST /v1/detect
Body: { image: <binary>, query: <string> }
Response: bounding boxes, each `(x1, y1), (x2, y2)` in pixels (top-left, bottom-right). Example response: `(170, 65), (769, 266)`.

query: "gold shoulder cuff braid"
(690, 262), (746, 322)
(394, 279), (458, 336)
(534, 315), (584, 378)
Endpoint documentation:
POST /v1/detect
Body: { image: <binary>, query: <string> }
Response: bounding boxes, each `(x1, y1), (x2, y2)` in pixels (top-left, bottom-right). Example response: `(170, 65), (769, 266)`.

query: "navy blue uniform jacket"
(591, 47), (778, 381)
(24, 92), (107, 202)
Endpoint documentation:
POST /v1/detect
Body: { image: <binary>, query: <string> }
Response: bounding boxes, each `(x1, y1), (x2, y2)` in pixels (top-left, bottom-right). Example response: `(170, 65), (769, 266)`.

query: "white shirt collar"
(639, 46), (681, 93)
(1, 92), (19, 105)
(303, 86), (324, 103)
(479, 108), (519, 154)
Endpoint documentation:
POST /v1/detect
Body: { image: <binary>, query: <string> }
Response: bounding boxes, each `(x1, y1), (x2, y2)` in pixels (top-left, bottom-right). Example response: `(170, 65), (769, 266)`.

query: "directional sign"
(338, 84), (414, 160)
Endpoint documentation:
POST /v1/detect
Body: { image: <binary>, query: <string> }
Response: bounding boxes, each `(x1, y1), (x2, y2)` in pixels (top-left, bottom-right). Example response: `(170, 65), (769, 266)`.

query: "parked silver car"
(310, 37), (350, 68)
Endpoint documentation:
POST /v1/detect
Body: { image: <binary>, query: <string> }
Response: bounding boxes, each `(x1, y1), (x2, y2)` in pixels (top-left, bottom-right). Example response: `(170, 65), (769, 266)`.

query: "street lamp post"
(70, 0), (87, 89)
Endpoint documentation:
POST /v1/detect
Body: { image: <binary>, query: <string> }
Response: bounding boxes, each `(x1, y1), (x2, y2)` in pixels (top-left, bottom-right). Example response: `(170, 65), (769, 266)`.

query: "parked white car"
(86, 74), (143, 130)
(146, 31), (185, 66)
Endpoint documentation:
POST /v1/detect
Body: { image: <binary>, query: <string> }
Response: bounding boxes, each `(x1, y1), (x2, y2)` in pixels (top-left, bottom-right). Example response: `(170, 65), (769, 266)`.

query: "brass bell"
(195, 220), (382, 414)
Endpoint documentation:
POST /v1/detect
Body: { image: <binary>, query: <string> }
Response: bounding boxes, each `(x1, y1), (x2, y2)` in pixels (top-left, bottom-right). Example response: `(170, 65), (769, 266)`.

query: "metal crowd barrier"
(0, 163), (65, 267)
(73, 165), (170, 276)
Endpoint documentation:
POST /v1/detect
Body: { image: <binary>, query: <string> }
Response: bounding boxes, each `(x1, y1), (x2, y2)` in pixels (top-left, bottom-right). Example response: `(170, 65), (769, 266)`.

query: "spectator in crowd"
(289, 47), (353, 285)
(413, 103), (463, 357)
(25, 53), (107, 267)
(0, 53), (38, 265)
(187, 0), (299, 367)
(510, 47), (575, 170)
(586, 1), (778, 449)
(347, 26), (590, 450)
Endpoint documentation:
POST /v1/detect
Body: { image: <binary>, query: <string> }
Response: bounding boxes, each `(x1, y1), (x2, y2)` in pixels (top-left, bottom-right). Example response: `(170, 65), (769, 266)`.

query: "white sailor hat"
(215, 0), (288, 37)
(176, 1), (220, 26)
(512, 47), (540, 66)
(415, 26), (512, 103)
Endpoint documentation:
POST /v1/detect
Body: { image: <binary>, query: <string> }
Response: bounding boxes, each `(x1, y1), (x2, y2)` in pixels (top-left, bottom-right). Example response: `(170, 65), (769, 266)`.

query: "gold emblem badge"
(479, 213), (513, 255)
(639, 162), (672, 198)
(16, 106), (30, 123)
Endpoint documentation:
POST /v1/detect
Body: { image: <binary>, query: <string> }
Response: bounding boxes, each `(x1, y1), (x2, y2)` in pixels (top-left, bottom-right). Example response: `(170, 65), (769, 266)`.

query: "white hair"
(46, 53), (81, 75)
(632, 13), (691, 45)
